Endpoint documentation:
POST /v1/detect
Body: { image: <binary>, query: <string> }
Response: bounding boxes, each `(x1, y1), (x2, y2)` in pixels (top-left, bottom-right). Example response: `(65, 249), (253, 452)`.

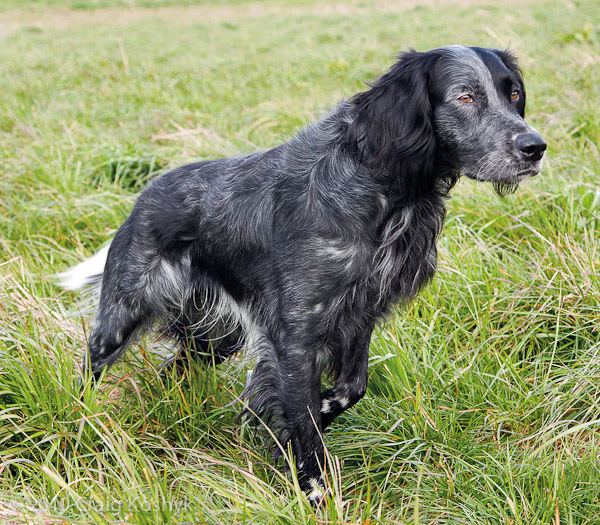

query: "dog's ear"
(347, 50), (440, 192)
(493, 49), (526, 117)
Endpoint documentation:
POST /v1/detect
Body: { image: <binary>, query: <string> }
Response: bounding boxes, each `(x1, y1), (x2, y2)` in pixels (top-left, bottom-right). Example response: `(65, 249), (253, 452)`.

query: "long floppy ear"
(493, 49), (526, 117)
(346, 50), (441, 194)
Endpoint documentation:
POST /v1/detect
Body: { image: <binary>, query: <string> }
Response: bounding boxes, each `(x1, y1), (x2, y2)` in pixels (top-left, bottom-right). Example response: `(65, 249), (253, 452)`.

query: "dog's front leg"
(320, 324), (374, 429)
(279, 341), (328, 504)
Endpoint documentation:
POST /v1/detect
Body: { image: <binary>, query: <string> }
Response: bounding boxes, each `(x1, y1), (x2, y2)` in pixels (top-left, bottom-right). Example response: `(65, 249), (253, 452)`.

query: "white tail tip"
(58, 244), (110, 290)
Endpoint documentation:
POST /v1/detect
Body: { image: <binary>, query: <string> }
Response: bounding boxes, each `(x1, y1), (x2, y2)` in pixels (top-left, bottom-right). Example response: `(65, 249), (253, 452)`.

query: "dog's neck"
(336, 102), (458, 203)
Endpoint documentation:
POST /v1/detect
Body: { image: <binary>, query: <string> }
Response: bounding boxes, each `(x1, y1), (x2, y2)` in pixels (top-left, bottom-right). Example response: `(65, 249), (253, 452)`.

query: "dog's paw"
(303, 477), (331, 507)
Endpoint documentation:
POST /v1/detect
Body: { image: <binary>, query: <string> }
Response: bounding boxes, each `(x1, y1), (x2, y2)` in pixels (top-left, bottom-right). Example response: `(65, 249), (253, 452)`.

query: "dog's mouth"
(491, 164), (541, 196)
(491, 168), (539, 196)
(471, 157), (543, 196)
(492, 180), (520, 196)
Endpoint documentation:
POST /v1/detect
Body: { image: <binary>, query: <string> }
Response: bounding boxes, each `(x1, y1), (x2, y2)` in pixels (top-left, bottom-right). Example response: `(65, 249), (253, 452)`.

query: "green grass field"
(1, 0), (598, 523)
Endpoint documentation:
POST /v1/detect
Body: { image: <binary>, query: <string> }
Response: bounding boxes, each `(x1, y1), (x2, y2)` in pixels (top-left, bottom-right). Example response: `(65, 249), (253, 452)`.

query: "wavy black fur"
(66, 46), (545, 501)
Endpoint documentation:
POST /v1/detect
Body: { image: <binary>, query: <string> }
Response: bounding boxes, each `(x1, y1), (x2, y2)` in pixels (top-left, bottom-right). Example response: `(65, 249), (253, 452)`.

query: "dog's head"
(348, 46), (546, 196)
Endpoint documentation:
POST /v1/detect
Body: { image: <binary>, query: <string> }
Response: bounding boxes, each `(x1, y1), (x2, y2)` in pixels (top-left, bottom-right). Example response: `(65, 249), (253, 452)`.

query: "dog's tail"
(58, 244), (111, 291)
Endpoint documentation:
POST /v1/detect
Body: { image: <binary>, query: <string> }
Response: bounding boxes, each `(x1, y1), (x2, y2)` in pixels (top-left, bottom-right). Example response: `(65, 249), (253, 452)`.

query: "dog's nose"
(516, 132), (547, 161)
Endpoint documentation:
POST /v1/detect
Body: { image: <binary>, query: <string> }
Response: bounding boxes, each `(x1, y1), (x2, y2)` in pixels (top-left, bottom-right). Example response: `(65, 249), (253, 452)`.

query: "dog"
(61, 46), (545, 503)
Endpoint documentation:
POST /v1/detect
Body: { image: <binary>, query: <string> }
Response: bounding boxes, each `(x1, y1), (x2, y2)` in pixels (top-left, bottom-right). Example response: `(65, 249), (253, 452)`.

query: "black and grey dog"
(61, 46), (545, 502)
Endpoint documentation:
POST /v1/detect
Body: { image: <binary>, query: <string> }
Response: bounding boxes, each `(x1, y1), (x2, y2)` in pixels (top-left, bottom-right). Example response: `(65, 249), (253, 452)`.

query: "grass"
(0, 0), (598, 523)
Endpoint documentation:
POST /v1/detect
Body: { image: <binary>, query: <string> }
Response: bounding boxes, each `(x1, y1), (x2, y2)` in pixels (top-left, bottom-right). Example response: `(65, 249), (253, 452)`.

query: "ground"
(0, 0), (598, 523)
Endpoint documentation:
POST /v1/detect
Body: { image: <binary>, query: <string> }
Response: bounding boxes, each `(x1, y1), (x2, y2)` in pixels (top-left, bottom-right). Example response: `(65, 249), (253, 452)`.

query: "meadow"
(0, 0), (598, 523)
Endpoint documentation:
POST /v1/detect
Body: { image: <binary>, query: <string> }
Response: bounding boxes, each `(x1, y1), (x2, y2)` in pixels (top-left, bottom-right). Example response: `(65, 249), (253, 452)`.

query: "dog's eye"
(511, 90), (520, 102)
(458, 94), (474, 104)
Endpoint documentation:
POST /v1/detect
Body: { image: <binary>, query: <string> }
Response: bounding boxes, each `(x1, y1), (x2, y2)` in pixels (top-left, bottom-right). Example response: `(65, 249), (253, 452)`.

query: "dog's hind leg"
(84, 223), (158, 381)
(87, 298), (150, 380)
(86, 268), (154, 381)
(320, 325), (373, 429)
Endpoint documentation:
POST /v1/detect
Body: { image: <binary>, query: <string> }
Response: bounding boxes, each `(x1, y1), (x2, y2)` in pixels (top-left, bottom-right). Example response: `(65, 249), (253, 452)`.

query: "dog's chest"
(368, 199), (444, 306)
